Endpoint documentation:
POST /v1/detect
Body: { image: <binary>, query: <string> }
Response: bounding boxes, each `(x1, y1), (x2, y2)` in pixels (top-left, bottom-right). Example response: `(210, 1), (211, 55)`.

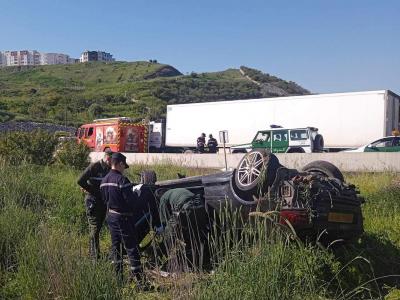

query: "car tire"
(140, 170), (157, 184)
(234, 149), (281, 192)
(301, 160), (344, 181)
(313, 134), (324, 152)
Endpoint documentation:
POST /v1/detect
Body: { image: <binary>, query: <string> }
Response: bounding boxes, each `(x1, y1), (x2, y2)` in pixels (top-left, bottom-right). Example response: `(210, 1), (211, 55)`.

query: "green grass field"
(0, 162), (399, 299)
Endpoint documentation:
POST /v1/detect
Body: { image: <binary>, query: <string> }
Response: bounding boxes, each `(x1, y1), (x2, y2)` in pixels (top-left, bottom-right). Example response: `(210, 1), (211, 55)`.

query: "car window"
(273, 132), (288, 142)
(290, 130), (308, 140)
(87, 127), (94, 137)
(393, 137), (400, 146)
(371, 138), (392, 148)
(254, 131), (270, 142)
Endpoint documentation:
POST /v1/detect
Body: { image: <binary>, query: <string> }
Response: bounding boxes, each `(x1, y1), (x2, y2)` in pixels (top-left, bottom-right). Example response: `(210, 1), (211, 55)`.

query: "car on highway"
(342, 136), (400, 152)
(140, 150), (364, 245)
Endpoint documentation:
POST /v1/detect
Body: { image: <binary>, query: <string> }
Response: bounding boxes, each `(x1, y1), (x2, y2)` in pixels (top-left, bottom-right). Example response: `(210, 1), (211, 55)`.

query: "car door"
(271, 130), (289, 153)
(251, 131), (271, 151)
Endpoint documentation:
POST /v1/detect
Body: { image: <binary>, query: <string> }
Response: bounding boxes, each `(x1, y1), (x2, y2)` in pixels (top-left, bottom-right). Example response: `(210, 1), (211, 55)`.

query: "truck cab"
(231, 127), (323, 153)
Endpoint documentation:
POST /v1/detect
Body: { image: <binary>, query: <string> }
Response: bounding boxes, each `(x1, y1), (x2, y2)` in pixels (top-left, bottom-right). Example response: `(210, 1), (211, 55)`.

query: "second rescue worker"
(77, 149), (113, 259)
(100, 153), (150, 288)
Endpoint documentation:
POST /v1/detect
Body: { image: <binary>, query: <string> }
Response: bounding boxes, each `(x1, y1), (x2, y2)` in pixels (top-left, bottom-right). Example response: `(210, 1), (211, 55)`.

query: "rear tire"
(301, 160), (344, 181)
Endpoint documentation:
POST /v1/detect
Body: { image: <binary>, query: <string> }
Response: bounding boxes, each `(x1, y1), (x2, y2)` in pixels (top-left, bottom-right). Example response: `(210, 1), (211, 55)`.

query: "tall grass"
(193, 207), (336, 300)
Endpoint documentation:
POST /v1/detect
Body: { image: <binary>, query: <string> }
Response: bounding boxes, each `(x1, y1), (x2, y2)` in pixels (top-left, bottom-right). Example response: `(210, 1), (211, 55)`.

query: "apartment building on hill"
(80, 50), (115, 62)
(0, 49), (116, 67)
(0, 50), (76, 67)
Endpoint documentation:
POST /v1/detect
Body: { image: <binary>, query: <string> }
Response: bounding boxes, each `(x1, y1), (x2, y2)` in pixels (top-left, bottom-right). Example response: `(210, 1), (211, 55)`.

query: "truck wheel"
(140, 170), (157, 184)
(234, 150), (281, 192)
(313, 134), (324, 152)
(301, 160), (344, 181)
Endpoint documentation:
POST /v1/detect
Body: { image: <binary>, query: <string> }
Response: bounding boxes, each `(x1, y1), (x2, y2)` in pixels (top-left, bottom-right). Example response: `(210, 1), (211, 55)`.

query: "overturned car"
(140, 150), (364, 245)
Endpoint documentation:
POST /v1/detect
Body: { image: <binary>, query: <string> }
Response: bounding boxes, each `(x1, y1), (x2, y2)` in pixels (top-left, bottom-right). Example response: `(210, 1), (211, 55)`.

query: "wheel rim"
(237, 151), (265, 187)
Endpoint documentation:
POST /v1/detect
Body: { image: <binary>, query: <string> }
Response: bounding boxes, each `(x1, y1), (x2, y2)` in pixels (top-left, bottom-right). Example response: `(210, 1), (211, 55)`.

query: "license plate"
(328, 212), (354, 223)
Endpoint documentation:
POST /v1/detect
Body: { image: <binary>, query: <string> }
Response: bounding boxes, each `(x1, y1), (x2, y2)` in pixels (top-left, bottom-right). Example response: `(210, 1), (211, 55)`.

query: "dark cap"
(104, 148), (114, 156)
(111, 152), (129, 169)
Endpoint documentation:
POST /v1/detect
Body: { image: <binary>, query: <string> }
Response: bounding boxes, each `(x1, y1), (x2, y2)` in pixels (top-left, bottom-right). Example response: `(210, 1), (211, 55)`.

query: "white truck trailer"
(151, 90), (400, 152)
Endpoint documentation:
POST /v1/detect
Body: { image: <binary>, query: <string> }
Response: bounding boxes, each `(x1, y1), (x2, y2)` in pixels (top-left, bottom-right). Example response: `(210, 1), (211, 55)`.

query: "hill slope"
(0, 62), (310, 125)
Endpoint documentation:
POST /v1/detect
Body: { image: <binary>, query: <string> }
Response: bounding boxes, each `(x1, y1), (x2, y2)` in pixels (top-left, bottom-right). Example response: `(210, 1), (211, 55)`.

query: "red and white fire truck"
(76, 118), (148, 152)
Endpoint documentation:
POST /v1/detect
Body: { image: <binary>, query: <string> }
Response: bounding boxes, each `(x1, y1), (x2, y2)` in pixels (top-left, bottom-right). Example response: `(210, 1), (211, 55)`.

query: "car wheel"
(140, 170), (157, 184)
(234, 149), (281, 192)
(301, 160), (344, 181)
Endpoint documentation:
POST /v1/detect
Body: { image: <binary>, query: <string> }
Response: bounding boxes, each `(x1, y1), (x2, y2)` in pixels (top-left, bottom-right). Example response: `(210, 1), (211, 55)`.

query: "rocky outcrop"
(144, 65), (182, 79)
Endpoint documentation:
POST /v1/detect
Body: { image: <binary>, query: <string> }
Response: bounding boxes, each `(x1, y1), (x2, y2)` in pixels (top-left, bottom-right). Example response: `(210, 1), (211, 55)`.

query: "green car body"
(344, 136), (400, 152)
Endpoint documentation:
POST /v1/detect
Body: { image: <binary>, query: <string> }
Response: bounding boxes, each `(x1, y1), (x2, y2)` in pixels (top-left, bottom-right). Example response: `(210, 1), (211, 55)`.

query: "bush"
(53, 140), (91, 169)
(0, 130), (58, 165)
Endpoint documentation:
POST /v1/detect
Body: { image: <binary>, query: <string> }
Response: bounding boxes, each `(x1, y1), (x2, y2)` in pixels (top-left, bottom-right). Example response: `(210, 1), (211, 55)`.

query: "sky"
(1, 0), (399, 94)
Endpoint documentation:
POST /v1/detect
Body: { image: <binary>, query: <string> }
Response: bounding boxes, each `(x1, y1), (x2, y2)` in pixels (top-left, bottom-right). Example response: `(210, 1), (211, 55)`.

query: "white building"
(0, 50), (77, 67)
(4, 50), (41, 66)
(40, 53), (71, 65)
(80, 50), (115, 62)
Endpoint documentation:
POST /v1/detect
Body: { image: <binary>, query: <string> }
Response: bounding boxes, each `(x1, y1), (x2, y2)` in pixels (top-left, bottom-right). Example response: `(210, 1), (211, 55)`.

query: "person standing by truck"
(77, 149), (113, 259)
(196, 133), (206, 153)
(207, 134), (218, 153)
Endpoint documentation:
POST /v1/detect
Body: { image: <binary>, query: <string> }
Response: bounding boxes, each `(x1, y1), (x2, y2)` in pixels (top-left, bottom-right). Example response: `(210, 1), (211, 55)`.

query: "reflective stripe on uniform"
(100, 183), (119, 188)
(100, 182), (133, 189)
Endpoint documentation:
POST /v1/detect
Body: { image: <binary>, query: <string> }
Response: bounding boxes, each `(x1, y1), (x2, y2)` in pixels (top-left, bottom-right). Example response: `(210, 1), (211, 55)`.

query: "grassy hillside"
(0, 62), (310, 125)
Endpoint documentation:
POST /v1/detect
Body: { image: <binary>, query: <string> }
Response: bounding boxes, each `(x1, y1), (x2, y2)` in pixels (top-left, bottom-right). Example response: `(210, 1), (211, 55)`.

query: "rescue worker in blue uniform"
(207, 134), (218, 153)
(77, 149), (113, 259)
(100, 152), (151, 288)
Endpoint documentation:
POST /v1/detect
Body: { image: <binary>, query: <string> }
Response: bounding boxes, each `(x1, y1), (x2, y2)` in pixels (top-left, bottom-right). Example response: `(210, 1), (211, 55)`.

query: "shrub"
(0, 130), (58, 165)
(53, 140), (91, 169)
